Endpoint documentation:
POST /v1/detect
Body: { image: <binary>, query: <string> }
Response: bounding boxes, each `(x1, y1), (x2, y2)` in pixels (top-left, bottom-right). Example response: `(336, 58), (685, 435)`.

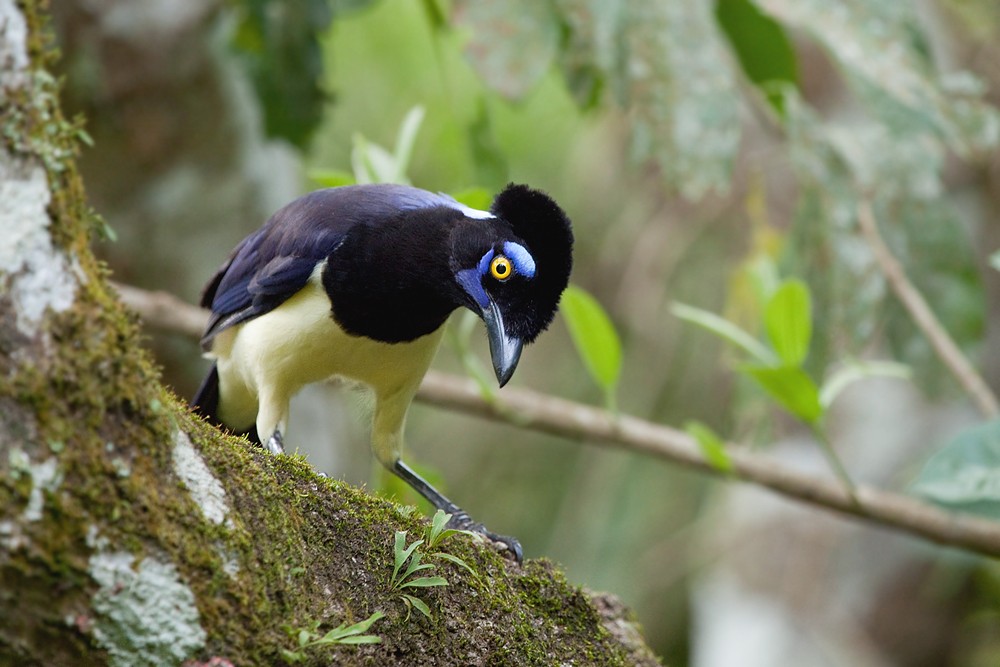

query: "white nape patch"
(172, 430), (230, 526)
(0, 164), (78, 336)
(450, 201), (496, 220)
(431, 192), (495, 220)
(88, 551), (206, 667)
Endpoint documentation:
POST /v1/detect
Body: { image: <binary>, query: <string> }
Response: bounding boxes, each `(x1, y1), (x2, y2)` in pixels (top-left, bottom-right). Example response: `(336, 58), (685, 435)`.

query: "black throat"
(321, 207), (465, 343)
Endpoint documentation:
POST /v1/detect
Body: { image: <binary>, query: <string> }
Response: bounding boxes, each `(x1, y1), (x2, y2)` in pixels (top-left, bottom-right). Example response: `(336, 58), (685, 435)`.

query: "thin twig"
(114, 282), (1000, 559)
(856, 200), (999, 418)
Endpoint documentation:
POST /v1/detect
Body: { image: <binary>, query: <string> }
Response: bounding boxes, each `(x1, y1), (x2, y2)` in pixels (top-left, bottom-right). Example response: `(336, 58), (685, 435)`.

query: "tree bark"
(0, 4), (660, 665)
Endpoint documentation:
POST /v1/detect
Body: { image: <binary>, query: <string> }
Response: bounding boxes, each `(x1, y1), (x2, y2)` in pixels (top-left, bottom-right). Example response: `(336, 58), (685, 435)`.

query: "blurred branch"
(856, 201), (1000, 419)
(114, 282), (1000, 559)
(115, 283), (208, 339)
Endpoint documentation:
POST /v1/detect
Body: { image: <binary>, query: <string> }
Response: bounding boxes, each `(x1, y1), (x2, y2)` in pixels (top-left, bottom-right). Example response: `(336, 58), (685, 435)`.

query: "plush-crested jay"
(192, 183), (573, 561)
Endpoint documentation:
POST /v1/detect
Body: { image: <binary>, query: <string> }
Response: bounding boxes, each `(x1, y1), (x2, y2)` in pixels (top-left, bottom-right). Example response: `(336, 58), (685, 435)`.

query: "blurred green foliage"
(913, 420), (1000, 520)
(714, 0), (797, 115)
(230, 0), (378, 148)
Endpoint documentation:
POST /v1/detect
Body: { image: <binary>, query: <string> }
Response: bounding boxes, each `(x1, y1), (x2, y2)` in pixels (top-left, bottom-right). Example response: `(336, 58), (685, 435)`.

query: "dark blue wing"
(199, 184), (472, 348)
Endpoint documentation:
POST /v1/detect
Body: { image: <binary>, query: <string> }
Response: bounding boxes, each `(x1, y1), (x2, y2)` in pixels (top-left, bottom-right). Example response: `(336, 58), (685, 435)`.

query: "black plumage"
(191, 183), (573, 561)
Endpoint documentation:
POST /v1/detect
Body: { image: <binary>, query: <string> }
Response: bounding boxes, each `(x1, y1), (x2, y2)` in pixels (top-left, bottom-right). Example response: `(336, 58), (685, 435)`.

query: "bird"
(191, 183), (573, 561)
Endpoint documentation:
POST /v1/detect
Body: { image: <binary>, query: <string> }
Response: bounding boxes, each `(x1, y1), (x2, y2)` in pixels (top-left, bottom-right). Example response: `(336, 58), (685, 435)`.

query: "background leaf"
(742, 365), (824, 424)
(231, 0), (347, 148)
(672, 302), (777, 365)
(561, 285), (623, 403)
(765, 279), (812, 366)
(715, 0), (798, 115)
(453, 0), (560, 99)
(751, 0), (1000, 155)
(911, 420), (1000, 520)
(819, 360), (911, 408)
(685, 421), (734, 474)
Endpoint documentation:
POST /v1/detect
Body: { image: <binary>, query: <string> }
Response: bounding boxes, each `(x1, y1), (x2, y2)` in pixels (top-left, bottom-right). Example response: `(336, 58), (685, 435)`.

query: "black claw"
(447, 513), (523, 564)
(393, 461), (523, 563)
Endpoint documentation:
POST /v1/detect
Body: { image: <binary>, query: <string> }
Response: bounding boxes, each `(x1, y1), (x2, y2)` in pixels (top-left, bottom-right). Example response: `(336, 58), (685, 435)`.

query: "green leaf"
(352, 135), (402, 184)
(742, 365), (823, 425)
(685, 421), (734, 474)
(321, 611), (385, 642)
(400, 561), (435, 582)
(392, 532), (423, 586)
(426, 509), (477, 548)
(765, 279), (812, 366)
(819, 360), (911, 408)
(427, 510), (450, 547)
(672, 302), (777, 365)
(398, 548), (431, 584)
(335, 635), (382, 645)
(392, 106), (425, 178)
(715, 0), (798, 116)
(560, 285), (623, 404)
(280, 649), (304, 663)
(433, 552), (478, 579)
(400, 576), (448, 589)
(990, 250), (1000, 272)
(400, 594), (432, 619)
(911, 420), (1000, 519)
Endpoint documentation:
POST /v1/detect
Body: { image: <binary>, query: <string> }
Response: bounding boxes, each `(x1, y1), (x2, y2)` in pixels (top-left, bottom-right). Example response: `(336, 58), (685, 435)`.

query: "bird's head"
(451, 184), (573, 387)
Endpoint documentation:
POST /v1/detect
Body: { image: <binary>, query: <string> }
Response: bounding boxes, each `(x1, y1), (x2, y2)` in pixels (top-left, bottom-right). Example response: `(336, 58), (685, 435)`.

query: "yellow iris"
(490, 255), (512, 281)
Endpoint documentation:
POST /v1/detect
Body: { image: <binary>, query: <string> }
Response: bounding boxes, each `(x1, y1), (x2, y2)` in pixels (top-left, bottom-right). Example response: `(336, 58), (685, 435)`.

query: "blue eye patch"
(456, 244), (536, 310)
(477, 248), (496, 277)
(502, 242), (535, 279)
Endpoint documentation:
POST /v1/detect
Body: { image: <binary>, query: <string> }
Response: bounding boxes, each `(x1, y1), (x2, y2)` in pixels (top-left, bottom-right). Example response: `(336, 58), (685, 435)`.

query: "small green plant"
(389, 510), (480, 620)
(423, 509), (479, 580)
(390, 529), (448, 620)
(280, 611), (384, 663)
(673, 276), (910, 499)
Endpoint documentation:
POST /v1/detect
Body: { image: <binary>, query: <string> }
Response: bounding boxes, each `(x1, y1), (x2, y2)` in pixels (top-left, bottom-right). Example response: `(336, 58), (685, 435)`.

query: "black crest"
(490, 184), (574, 342)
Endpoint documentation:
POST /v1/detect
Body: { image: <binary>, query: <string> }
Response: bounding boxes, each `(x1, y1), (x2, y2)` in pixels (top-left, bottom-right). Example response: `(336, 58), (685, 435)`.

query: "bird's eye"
(490, 255), (512, 281)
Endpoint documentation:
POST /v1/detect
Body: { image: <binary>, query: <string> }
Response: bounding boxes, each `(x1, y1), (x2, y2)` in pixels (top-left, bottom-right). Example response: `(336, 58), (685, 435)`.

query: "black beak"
(482, 299), (524, 387)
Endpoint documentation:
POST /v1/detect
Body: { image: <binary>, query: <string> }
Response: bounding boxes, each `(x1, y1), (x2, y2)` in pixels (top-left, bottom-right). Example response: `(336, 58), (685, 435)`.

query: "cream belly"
(207, 271), (446, 464)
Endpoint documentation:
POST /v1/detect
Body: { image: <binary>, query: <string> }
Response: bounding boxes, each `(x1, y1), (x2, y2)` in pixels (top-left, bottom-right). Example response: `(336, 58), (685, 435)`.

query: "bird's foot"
(264, 431), (285, 455)
(447, 510), (523, 564)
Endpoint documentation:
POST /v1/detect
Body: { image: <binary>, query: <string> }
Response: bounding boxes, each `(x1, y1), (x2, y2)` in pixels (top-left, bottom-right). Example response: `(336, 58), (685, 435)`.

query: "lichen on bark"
(0, 2), (661, 665)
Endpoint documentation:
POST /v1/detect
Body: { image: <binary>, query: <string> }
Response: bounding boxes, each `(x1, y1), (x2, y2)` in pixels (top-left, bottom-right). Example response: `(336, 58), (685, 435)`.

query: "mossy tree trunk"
(0, 4), (659, 665)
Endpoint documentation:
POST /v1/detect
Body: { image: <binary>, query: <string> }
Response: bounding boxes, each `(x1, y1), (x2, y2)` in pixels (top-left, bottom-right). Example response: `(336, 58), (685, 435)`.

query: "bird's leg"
(264, 430), (285, 455)
(393, 460), (523, 563)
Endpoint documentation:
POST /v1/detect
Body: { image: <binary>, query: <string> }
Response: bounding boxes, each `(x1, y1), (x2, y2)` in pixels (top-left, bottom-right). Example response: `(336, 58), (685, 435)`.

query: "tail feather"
(191, 365), (261, 445)
(192, 364), (221, 424)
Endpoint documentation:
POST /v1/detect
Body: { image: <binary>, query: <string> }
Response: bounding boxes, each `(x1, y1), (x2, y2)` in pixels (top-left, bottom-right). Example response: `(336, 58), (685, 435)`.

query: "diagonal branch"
(114, 282), (1000, 558)
(857, 200), (999, 418)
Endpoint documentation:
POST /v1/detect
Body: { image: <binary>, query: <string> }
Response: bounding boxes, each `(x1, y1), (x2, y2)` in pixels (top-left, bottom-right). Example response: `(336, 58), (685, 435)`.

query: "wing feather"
(199, 184), (463, 349)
